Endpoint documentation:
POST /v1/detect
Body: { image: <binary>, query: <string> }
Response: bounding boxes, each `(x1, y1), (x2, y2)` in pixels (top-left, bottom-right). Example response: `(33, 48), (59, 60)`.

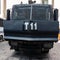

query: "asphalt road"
(0, 41), (60, 60)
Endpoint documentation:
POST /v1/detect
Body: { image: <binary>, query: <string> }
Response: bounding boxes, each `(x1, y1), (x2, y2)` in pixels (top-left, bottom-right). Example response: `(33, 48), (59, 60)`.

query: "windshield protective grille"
(12, 5), (51, 20)
(12, 6), (31, 20)
(32, 6), (47, 20)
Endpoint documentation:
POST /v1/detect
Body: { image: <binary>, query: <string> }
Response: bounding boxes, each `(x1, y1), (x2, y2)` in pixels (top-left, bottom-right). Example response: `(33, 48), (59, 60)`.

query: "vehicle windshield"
(12, 5), (53, 20)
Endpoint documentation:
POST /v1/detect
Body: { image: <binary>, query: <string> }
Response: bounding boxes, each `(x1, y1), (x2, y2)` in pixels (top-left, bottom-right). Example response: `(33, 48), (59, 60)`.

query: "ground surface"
(0, 41), (60, 60)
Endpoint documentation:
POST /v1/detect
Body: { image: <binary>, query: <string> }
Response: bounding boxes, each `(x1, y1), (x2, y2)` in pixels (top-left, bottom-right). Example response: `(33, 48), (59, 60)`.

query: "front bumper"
(4, 36), (58, 42)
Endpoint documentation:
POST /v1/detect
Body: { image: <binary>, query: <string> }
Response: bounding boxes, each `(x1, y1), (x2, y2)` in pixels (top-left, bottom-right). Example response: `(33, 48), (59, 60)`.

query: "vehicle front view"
(3, 0), (59, 53)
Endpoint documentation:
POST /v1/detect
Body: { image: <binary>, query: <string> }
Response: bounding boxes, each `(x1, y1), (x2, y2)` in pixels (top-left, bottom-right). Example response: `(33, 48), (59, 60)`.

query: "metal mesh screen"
(12, 4), (53, 20)
(32, 6), (48, 20)
(12, 6), (31, 20)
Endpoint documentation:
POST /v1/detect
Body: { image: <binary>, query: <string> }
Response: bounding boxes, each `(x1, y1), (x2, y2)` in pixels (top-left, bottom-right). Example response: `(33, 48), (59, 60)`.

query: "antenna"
(21, 1), (23, 4)
(28, 0), (36, 4)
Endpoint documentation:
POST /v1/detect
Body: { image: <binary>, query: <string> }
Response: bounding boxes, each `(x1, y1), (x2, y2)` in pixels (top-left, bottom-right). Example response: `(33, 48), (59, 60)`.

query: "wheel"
(15, 48), (19, 51)
(42, 49), (49, 53)
(44, 50), (49, 53)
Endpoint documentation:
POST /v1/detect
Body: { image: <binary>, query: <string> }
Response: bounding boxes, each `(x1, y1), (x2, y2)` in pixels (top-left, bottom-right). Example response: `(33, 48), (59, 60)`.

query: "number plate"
(24, 22), (37, 30)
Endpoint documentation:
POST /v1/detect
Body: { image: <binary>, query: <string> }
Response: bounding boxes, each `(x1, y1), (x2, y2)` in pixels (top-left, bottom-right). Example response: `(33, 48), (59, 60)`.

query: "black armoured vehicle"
(3, 3), (59, 53)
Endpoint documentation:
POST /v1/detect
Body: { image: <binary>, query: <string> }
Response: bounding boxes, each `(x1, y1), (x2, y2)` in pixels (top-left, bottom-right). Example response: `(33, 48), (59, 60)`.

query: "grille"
(12, 5), (52, 20)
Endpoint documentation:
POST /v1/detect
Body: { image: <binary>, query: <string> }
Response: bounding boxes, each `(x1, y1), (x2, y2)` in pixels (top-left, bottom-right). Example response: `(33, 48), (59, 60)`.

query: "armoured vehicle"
(3, 1), (59, 53)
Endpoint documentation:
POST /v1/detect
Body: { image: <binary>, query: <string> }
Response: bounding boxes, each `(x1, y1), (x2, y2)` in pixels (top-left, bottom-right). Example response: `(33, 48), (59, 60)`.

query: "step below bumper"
(4, 36), (58, 42)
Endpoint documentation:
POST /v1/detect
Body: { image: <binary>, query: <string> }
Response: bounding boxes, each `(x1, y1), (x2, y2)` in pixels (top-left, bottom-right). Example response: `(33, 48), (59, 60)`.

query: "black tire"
(42, 49), (49, 53)
(15, 48), (19, 51)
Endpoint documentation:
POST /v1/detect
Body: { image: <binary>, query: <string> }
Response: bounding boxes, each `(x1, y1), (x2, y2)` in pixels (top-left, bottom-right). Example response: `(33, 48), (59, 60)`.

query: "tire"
(42, 49), (49, 53)
(15, 48), (19, 51)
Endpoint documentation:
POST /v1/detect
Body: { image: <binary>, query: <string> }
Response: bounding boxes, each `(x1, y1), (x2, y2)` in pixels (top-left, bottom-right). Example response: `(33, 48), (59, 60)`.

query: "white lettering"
(24, 22), (37, 30)
(30, 23), (34, 30)
(34, 23), (37, 30)
(24, 22), (29, 30)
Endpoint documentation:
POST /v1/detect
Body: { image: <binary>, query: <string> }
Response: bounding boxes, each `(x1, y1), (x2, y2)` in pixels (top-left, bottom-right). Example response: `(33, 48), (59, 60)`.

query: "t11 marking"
(24, 22), (37, 30)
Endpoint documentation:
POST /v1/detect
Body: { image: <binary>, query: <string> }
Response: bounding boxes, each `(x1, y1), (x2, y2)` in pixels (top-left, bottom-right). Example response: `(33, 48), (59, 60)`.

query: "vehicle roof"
(12, 4), (52, 8)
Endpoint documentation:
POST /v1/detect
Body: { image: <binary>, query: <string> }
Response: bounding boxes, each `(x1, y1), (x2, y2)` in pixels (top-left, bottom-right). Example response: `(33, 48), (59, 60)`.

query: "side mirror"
(6, 9), (10, 20)
(0, 18), (3, 26)
(54, 9), (58, 21)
